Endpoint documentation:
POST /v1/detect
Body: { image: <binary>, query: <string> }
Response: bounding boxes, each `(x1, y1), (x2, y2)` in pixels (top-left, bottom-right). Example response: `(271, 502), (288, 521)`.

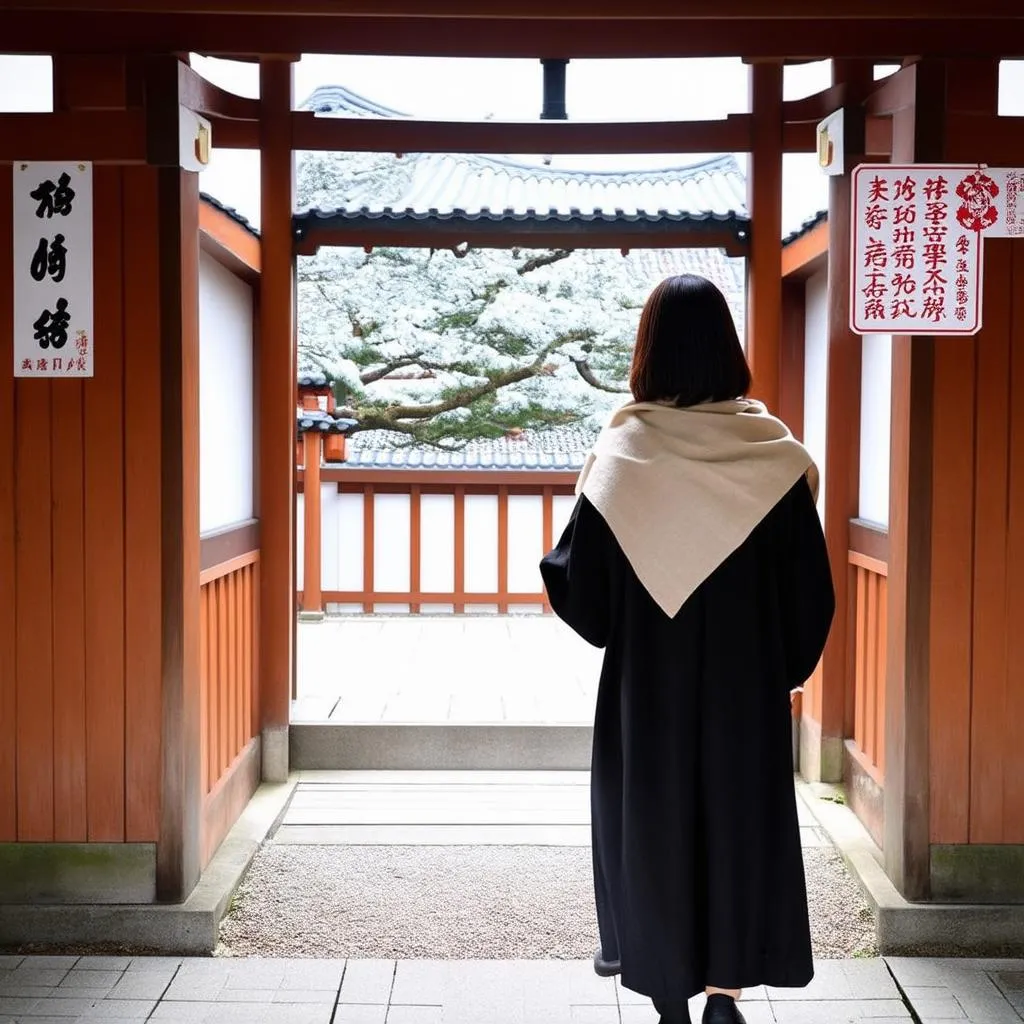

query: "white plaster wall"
(420, 495), (455, 593)
(295, 493), (304, 592)
(373, 493), (411, 592)
(336, 494), (364, 592)
(464, 494), (499, 593)
(552, 495), (577, 544)
(859, 334), (892, 527)
(198, 251), (254, 534)
(507, 494), (544, 594)
(803, 269), (829, 518)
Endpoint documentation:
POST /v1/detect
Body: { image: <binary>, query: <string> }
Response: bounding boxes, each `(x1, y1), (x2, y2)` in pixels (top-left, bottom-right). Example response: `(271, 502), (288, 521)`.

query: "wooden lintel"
(178, 60), (259, 122)
(202, 114), (813, 155)
(294, 224), (749, 257)
(0, 111), (146, 164)
(199, 197), (261, 279)
(206, 116), (259, 149)
(291, 110), (754, 155)
(782, 83), (848, 124)
(6, 13), (1022, 60)
(781, 217), (828, 279)
(6, 1), (1022, 18)
(864, 62), (918, 116)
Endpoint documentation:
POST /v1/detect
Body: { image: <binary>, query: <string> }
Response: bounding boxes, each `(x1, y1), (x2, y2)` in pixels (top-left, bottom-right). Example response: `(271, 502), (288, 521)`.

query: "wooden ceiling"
(2, 3), (1022, 60)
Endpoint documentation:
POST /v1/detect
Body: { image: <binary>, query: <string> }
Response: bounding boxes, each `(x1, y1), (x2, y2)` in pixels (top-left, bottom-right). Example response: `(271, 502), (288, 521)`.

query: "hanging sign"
(12, 161), (93, 377)
(851, 163), (1023, 337)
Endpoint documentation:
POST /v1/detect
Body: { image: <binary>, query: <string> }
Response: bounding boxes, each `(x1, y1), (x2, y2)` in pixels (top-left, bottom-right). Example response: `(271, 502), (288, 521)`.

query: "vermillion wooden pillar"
(258, 59), (296, 782)
(803, 60), (872, 784)
(144, 55), (204, 900)
(746, 61), (783, 413)
(883, 59), (947, 900)
(301, 431), (323, 616)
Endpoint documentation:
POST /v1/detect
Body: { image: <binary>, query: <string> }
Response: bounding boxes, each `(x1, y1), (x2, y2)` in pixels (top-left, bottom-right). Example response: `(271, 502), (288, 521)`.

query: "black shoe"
(653, 998), (692, 1024)
(592, 947), (620, 977)
(702, 993), (746, 1024)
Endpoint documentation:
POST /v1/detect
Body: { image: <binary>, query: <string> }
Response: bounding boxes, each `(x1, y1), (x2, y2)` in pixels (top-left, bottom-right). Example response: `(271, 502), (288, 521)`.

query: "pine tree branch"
(570, 357), (630, 394)
(354, 339), (566, 426)
(360, 353), (424, 384)
(517, 249), (574, 275)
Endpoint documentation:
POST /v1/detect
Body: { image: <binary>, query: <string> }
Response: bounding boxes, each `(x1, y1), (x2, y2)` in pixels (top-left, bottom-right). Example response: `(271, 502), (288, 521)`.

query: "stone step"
(289, 722), (594, 771)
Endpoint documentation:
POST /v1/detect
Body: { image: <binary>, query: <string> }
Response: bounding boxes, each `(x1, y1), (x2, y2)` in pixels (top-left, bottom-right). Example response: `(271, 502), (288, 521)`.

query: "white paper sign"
(851, 163), (1024, 336)
(13, 161), (93, 377)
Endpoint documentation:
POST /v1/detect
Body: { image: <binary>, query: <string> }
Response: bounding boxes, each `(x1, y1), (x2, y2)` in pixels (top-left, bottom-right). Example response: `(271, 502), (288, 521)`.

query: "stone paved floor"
(293, 617), (602, 725)
(1, 955), (1022, 1024)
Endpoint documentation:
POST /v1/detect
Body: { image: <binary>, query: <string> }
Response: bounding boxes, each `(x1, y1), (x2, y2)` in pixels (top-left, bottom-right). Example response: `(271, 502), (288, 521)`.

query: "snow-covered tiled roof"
(293, 85), (749, 241)
(344, 425), (595, 471)
(783, 209), (827, 246)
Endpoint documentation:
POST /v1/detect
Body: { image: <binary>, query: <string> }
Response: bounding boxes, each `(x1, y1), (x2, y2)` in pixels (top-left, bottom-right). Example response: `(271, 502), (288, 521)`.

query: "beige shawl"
(577, 399), (818, 618)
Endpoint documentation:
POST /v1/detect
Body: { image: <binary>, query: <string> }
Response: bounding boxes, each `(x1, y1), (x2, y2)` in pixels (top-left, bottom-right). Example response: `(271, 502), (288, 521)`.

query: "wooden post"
(257, 59), (295, 783)
(300, 430), (323, 617)
(804, 59), (872, 784)
(746, 60), (783, 413)
(883, 59), (946, 901)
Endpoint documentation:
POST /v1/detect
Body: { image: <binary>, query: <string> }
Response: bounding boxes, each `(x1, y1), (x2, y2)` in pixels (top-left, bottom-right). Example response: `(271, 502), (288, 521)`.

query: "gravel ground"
(218, 845), (878, 960)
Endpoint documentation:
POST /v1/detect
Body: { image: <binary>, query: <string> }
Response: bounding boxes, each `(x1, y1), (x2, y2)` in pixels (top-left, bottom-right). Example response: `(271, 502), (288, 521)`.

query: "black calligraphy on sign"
(33, 298), (70, 350)
(29, 234), (68, 284)
(30, 172), (76, 219)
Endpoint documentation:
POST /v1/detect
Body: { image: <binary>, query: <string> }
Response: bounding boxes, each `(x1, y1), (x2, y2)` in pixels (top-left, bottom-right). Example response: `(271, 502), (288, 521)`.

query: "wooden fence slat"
(363, 485), (374, 614)
(0, 163), (15, 841)
(853, 566), (866, 752)
(123, 165), (163, 843)
(453, 486), (465, 614)
(51, 378), (87, 841)
(228, 569), (239, 765)
(85, 165), (126, 842)
(497, 485), (509, 614)
(200, 585), (209, 795)
(876, 576), (888, 777)
(410, 485), (421, 614)
(217, 575), (229, 779)
(242, 563), (252, 743)
(15, 380), (54, 841)
(865, 569), (879, 766)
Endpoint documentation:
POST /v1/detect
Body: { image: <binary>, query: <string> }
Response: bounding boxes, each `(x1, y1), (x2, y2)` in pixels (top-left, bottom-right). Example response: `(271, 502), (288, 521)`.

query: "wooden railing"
(297, 452), (578, 614)
(847, 521), (889, 784)
(198, 522), (260, 867)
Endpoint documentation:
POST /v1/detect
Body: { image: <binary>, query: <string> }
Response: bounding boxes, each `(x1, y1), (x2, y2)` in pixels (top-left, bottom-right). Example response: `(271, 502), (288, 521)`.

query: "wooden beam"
(295, 225), (749, 257)
(199, 198), (261, 279)
(291, 110), (754, 155)
(256, 59), (295, 782)
(210, 112), (814, 155)
(5, 13), (1023, 60)
(0, 111), (147, 164)
(864, 63), (918, 117)
(177, 60), (258, 122)
(8, 1), (1021, 18)
(781, 217), (828, 279)
(746, 61), (783, 413)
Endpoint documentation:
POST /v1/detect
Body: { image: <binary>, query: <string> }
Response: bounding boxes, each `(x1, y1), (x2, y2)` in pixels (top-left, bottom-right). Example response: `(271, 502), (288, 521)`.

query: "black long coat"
(540, 478), (834, 1002)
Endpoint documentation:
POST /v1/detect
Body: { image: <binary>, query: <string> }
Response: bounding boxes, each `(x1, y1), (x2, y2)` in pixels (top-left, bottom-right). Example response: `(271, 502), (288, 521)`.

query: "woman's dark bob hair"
(629, 273), (752, 407)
